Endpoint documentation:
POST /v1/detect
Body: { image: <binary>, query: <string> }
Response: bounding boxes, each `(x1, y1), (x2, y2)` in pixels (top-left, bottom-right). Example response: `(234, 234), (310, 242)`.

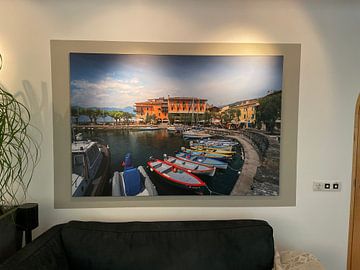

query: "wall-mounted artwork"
(51, 41), (300, 208)
(70, 53), (283, 197)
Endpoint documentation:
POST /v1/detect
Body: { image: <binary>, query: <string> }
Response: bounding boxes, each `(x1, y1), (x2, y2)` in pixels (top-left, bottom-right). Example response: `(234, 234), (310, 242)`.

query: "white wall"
(1, 1), (359, 269)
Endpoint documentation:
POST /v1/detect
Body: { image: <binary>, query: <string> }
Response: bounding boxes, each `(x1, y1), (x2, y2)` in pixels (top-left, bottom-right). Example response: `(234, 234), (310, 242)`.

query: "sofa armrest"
(0, 224), (69, 270)
(274, 250), (324, 270)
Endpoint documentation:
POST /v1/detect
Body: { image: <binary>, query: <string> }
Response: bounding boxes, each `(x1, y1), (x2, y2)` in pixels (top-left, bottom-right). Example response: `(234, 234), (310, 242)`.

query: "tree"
(168, 113), (175, 124)
(123, 112), (134, 125)
(147, 114), (156, 124)
(107, 111), (122, 125)
(203, 111), (211, 125)
(71, 106), (80, 125)
(145, 113), (150, 124)
(82, 108), (95, 124)
(256, 91), (282, 133)
(235, 109), (241, 127)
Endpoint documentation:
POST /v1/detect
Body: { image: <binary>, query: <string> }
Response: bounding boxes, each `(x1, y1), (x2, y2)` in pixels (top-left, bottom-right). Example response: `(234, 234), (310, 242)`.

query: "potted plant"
(0, 54), (40, 262)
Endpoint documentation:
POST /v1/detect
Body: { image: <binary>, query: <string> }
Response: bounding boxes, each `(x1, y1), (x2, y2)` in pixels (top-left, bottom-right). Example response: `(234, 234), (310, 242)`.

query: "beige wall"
(1, 1), (359, 269)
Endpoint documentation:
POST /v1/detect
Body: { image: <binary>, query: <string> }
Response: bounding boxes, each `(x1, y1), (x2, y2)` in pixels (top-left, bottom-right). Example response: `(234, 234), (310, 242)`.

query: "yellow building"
(231, 98), (259, 127)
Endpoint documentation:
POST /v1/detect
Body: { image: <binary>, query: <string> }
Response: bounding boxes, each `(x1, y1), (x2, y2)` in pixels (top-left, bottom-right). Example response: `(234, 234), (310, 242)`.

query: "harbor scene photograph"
(70, 52), (283, 198)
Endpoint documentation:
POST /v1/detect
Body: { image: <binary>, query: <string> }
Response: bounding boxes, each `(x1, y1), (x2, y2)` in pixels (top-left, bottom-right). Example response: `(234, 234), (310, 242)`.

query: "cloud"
(71, 76), (145, 107)
(71, 76), (169, 108)
(70, 55), (283, 108)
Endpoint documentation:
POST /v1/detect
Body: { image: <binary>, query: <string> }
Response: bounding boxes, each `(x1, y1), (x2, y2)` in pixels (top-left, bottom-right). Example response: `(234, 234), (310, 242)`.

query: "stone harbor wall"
(240, 130), (280, 196)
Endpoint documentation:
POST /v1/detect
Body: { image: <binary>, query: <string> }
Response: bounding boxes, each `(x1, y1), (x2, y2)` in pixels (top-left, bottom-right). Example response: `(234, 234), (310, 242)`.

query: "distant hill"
(98, 106), (134, 113)
(72, 106), (135, 113)
(220, 90), (282, 108)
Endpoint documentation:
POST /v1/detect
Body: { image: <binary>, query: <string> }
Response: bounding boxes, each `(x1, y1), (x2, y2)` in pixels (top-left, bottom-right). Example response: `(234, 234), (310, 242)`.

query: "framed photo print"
(51, 41), (300, 208)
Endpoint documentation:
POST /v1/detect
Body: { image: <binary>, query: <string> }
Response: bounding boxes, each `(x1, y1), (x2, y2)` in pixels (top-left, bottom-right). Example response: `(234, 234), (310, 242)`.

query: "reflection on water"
(79, 129), (243, 196)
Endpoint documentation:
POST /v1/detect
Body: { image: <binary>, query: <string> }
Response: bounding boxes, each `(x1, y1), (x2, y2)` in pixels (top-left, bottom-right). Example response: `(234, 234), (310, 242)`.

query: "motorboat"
(147, 159), (207, 191)
(182, 130), (212, 139)
(163, 155), (216, 176)
(167, 125), (176, 132)
(72, 140), (110, 197)
(194, 139), (239, 147)
(175, 152), (228, 170)
(137, 126), (161, 131)
(112, 153), (157, 196)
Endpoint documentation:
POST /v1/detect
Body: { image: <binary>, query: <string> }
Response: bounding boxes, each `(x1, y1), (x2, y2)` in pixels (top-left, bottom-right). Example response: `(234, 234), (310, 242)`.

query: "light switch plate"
(313, 181), (341, 192)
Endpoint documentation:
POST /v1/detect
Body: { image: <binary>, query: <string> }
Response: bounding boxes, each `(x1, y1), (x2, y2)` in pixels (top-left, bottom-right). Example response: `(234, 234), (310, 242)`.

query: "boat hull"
(183, 149), (232, 160)
(164, 156), (216, 177)
(176, 153), (228, 170)
(147, 159), (206, 191)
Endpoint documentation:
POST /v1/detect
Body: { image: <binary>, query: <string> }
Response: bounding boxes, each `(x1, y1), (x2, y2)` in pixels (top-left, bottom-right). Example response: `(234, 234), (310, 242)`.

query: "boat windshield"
(87, 145), (101, 168)
(73, 154), (85, 176)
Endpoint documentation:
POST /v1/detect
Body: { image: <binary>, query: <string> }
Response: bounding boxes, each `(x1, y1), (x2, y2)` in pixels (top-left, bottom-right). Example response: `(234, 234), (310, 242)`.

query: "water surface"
(79, 129), (243, 196)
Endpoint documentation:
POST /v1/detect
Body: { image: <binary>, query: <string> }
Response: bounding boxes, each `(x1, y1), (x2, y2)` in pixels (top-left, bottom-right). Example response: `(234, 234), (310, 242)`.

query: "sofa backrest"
(60, 219), (274, 270)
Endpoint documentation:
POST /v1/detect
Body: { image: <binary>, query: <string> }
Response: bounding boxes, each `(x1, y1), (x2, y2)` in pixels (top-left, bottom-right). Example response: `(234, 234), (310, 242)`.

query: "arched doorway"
(348, 95), (360, 270)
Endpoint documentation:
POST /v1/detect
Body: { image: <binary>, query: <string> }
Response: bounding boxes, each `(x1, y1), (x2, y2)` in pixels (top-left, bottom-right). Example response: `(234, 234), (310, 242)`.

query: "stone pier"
(227, 134), (261, 195)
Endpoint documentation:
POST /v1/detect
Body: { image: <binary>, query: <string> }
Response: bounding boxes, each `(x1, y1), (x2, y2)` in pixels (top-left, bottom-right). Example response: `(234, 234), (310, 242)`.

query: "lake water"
(79, 129), (244, 196)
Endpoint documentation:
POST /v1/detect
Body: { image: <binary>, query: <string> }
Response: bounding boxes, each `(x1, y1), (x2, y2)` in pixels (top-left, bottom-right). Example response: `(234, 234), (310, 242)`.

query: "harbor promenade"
(204, 128), (262, 195)
(227, 134), (260, 195)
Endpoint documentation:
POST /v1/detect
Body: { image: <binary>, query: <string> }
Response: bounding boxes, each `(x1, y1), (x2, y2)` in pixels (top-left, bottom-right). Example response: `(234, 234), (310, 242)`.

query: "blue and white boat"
(176, 152), (228, 170)
(112, 153), (157, 196)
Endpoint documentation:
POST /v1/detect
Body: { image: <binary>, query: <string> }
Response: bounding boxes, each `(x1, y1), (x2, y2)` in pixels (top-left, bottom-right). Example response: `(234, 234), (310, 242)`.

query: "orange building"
(134, 96), (207, 123)
(135, 97), (168, 123)
(168, 97), (207, 114)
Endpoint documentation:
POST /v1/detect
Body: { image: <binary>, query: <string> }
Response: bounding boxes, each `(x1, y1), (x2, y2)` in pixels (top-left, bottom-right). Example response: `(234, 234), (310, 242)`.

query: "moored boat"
(175, 152), (228, 170)
(72, 140), (110, 197)
(112, 153), (157, 196)
(189, 141), (233, 151)
(182, 148), (233, 160)
(164, 155), (216, 176)
(137, 126), (161, 131)
(147, 159), (207, 191)
(183, 130), (212, 139)
(167, 125), (176, 132)
(193, 139), (239, 147)
(189, 146), (236, 155)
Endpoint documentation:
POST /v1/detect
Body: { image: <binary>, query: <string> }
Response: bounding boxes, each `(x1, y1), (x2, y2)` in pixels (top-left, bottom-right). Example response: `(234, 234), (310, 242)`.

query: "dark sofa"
(0, 219), (274, 270)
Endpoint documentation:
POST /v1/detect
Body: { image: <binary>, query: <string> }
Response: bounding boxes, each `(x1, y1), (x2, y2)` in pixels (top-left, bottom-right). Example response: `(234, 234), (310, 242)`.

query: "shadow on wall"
(12, 80), (49, 132)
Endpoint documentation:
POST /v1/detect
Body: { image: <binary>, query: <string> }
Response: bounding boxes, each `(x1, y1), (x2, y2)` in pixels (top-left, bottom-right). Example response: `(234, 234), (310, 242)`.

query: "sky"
(70, 53), (283, 108)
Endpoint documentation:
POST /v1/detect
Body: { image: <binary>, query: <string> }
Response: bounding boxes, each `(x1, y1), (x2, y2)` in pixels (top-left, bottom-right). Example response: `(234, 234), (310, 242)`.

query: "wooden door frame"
(348, 95), (360, 270)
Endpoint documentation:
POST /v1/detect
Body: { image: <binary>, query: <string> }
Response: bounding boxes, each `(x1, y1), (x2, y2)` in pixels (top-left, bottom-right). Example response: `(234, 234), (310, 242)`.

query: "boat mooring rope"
(205, 186), (226, 196)
(227, 165), (241, 174)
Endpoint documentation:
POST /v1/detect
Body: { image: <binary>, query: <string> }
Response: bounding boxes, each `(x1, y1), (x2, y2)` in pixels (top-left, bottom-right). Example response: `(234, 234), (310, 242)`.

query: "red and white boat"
(147, 159), (207, 191)
(164, 155), (216, 177)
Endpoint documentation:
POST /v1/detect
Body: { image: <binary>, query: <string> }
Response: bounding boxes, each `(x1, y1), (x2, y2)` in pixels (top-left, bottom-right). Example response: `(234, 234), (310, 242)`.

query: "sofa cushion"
(61, 219), (274, 270)
(0, 224), (69, 270)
